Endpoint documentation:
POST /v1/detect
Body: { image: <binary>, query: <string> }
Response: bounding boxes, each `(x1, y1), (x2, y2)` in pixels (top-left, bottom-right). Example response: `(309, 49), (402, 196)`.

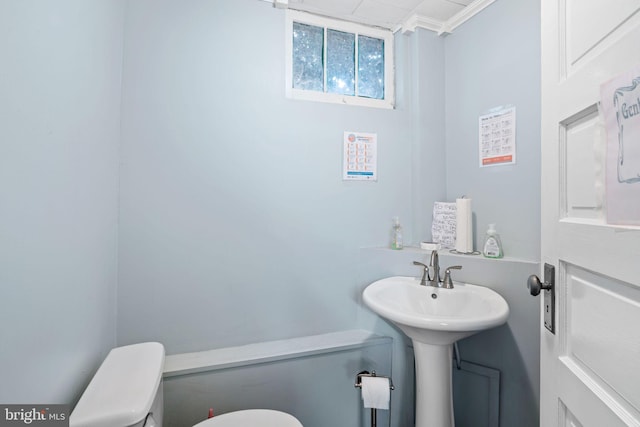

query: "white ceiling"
(269, 0), (496, 34)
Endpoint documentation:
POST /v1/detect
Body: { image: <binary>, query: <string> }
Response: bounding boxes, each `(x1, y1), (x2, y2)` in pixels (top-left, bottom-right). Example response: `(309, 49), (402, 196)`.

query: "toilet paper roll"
(361, 376), (390, 410)
(455, 198), (473, 253)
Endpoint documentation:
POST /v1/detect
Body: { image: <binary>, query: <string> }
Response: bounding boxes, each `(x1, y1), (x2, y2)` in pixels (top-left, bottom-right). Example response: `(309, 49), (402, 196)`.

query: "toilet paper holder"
(354, 370), (394, 390)
(355, 371), (394, 427)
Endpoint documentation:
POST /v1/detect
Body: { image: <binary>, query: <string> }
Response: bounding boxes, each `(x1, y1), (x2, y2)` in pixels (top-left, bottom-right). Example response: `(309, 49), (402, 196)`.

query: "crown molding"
(401, 0), (496, 36)
(264, 0), (496, 35)
(400, 14), (443, 34)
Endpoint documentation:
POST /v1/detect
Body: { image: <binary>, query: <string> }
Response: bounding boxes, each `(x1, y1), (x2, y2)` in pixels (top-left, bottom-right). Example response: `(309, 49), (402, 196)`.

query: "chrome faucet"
(413, 251), (463, 289)
(428, 250), (440, 287)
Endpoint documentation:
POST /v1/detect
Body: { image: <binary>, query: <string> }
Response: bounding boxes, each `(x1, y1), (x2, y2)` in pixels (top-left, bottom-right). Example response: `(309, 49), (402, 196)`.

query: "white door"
(540, 1), (640, 426)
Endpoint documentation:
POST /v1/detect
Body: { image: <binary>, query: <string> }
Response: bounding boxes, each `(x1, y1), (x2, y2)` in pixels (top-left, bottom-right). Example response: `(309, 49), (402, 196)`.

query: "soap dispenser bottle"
(482, 223), (503, 258)
(390, 216), (403, 250)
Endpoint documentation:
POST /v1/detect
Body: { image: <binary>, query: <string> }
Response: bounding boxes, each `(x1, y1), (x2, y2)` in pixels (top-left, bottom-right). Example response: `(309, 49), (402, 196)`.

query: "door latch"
(527, 263), (555, 334)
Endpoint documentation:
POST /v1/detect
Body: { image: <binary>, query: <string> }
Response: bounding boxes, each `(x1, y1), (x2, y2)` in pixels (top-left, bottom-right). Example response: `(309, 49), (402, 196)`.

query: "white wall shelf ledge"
(363, 246), (539, 266)
(164, 329), (392, 378)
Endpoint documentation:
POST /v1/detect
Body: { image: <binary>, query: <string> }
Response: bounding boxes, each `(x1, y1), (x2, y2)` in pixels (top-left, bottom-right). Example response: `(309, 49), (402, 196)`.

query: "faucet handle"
(442, 265), (462, 289)
(412, 261), (431, 285)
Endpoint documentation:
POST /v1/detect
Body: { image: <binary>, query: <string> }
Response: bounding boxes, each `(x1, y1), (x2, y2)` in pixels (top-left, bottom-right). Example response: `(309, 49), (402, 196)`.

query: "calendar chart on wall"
(479, 106), (516, 167)
(343, 131), (377, 181)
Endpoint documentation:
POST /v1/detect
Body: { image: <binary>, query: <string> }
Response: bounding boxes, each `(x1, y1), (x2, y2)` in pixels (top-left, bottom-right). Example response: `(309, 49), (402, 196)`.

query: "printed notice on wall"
(343, 131), (377, 181)
(601, 66), (640, 225)
(479, 106), (516, 167)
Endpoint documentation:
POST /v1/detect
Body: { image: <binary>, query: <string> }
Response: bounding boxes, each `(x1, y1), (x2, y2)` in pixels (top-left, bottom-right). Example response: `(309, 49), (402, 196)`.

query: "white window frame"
(285, 10), (395, 109)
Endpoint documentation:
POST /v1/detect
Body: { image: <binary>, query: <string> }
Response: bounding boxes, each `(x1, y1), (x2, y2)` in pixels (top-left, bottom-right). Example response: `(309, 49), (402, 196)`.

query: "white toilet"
(69, 342), (303, 427)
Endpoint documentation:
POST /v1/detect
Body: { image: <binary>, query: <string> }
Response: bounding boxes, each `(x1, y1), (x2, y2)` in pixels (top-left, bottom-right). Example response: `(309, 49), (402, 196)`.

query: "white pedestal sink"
(363, 276), (509, 427)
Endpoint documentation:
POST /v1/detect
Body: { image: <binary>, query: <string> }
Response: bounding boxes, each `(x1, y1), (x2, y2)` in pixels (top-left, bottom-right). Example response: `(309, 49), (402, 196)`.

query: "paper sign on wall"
(479, 106), (516, 167)
(601, 66), (640, 225)
(343, 131), (377, 181)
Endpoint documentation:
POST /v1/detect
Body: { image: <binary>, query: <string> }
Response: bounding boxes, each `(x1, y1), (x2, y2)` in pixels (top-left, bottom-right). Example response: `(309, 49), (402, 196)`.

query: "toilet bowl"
(69, 342), (302, 427)
(193, 409), (302, 427)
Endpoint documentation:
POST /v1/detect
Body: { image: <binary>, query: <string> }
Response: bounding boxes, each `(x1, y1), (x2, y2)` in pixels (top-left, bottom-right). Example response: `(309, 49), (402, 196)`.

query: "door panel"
(564, 265), (640, 412)
(557, 223), (640, 287)
(541, 0), (640, 426)
(564, 0), (640, 73)
(557, 366), (631, 427)
(559, 402), (583, 427)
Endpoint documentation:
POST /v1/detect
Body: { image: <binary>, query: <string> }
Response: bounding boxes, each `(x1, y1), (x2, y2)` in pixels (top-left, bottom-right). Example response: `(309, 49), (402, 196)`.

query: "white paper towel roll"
(361, 376), (390, 410)
(455, 198), (473, 253)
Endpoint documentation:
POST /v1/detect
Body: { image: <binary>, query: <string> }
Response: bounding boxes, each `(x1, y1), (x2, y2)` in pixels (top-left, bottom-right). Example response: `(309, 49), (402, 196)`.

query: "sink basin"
(363, 275), (509, 427)
(363, 276), (509, 345)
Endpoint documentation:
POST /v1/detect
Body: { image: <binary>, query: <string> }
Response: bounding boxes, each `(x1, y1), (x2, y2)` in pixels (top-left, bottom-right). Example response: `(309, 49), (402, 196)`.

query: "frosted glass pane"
(292, 22), (324, 92)
(358, 36), (384, 99)
(327, 29), (355, 96)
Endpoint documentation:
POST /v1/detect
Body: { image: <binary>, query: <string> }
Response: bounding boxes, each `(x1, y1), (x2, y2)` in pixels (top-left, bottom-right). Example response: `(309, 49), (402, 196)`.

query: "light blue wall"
(358, 0), (542, 425)
(440, 0), (542, 424)
(0, 0), (124, 403)
(116, 0), (443, 354)
(445, 0), (541, 260)
(0, 1), (541, 424)
(410, 27), (448, 245)
(354, 29), (447, 427)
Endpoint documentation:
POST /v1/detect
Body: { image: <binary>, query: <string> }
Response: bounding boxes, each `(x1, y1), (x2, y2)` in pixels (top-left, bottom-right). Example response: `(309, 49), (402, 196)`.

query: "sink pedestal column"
(413, 341), (454, 427)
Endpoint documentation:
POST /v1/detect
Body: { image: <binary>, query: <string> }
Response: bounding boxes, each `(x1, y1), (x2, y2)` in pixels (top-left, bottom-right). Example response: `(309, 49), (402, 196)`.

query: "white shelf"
(363, 246), (538, 265)
(164, 329), (391, 378)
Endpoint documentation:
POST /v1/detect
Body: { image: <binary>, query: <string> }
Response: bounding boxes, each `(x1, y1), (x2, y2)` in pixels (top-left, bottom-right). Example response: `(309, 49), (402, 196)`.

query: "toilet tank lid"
(70, 342), (165, 427)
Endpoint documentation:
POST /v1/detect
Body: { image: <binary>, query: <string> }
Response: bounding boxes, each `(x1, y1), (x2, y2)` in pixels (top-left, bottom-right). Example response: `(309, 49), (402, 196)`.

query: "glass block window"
(326, 29), (355, 96)
(292, 22), (324, 92)
(286, 11), (394, 109)
(358, 35), (385, 100)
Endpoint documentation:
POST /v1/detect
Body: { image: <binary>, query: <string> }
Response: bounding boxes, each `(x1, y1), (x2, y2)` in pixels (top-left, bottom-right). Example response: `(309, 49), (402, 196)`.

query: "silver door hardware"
(527, 263), (555, 334)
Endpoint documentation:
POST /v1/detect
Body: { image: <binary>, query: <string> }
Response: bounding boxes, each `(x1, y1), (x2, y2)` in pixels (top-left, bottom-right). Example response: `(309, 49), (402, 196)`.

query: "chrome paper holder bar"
(354, 370), (395, 390)
(354, 371), (394, 427)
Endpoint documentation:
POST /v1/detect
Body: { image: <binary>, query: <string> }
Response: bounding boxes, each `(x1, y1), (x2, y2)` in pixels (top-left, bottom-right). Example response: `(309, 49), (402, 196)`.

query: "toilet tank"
(70, 342), (165, 427)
